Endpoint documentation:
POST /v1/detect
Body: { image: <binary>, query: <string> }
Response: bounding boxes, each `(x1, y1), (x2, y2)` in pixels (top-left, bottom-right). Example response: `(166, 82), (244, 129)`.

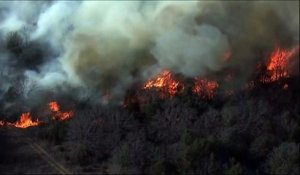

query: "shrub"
(264, 142), (299, 175)
(45, 121), (68, 144)
(223, 158), (245, 175)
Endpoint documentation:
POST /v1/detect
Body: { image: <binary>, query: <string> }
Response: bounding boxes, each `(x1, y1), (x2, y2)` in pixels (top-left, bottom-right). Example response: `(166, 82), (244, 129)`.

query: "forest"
(0, 1), (299, 174)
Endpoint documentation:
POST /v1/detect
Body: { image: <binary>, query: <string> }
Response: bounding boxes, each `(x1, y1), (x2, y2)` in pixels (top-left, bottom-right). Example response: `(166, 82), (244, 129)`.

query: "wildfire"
(143, 70), (183, 97)
(0, 113), (41, 128)
(142, 70), (220, 99)
(0, 45), (298, 127)
(48, 101), (73, 121)
(193, 78), (219, 99)
(49, 101), (59, 112)
(11, 113), (40, 129)
(265, 45), (299, 82)
(0, 101), (74, 128)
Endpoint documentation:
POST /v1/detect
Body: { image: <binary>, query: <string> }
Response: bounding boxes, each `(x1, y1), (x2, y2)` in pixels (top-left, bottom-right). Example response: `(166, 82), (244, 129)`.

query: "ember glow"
(11, 113), (41, 129)
(283, 84), (289, 90)
(193, 78), (219, 99)
(49, 101), (59, 112)
(265, 45), (300, 82)
(49, 101), (73, 121)
(143, 70), (183, 97)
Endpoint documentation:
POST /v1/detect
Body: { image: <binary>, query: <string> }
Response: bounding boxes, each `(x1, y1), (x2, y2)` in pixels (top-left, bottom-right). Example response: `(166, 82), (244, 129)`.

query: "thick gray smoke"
(0, 1), (299, 104)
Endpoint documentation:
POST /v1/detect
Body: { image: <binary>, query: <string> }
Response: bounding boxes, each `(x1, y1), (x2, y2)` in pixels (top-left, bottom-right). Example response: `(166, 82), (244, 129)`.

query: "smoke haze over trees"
(0, 1), (299, 174)
(0, 1), (299, 103)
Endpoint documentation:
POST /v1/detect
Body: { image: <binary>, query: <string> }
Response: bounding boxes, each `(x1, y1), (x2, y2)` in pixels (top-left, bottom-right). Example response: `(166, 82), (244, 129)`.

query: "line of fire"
(1, 44), (298, 128)
(0, 1), (299, 174)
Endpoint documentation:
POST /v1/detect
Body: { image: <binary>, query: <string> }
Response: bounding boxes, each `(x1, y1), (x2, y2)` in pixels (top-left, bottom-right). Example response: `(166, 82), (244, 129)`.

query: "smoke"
(152, 24), (229, 76)
(59, 1), (209, 98)
(196, 1), (299, 84)
(31, 1), (78, 50)
(0, 1), (298, 103)
(60, 1), (230, 97)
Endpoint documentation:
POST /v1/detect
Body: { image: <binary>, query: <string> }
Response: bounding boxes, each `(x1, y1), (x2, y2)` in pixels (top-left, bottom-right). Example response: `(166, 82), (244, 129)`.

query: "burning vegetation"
(11, 113), (40, 129)
(140, 44), (299, 101)
(143, 70), (184, 97)
(193, 78), (219, 99)
(142, 70), (219, 99)
(0, 101), (73, 128)
(48, 101), (73, 121)
(0, 1), (299, 174)
(0, 113), (40, 129)
(0, 44), (298, 129)
(48, 101), (60, 112)
(263, 45), (300, 83)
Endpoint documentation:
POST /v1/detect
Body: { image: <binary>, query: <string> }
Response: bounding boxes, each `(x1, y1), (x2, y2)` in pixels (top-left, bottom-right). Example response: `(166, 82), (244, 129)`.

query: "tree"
(265, 142), (299, 175)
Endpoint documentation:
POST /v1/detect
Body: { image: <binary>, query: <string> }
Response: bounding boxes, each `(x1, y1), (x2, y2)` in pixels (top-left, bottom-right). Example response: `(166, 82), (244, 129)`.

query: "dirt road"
(0, 127), (71, 174)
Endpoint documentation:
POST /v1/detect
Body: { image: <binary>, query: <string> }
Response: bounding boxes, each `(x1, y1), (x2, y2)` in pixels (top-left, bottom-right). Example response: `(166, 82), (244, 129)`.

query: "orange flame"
(13, 113), (41, 128)
(48, 101), (73, 121)
(49, 101), (59, 112)
(193, 78), (219, 99)
(265, 45), (299, 82)
(143, 70), (183, 97)
(0, 101), (74, 128)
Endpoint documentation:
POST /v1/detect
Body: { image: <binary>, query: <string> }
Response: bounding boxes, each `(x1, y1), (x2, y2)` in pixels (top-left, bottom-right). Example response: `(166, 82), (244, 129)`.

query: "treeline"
(29, 78), (299, 174)
(0, 30), (299, 174)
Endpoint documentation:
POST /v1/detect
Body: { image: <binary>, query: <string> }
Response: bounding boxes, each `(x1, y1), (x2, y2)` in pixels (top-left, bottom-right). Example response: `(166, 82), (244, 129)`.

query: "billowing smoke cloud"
(167, 1), (300, 88)
(152, 24), (229, 76)
(60, 1), (207, 91)
(0, 1), (299, 104)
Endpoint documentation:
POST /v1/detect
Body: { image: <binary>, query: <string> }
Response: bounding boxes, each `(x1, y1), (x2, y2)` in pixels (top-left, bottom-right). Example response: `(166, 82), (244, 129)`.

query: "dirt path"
(0, 127), (71, 174)
(25, 137), (71, 174)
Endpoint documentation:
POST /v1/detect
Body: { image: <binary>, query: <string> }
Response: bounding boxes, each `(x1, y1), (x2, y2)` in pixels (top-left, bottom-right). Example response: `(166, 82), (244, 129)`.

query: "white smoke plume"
(0, 1), (298, 103)
(60, 1), (230, 95)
